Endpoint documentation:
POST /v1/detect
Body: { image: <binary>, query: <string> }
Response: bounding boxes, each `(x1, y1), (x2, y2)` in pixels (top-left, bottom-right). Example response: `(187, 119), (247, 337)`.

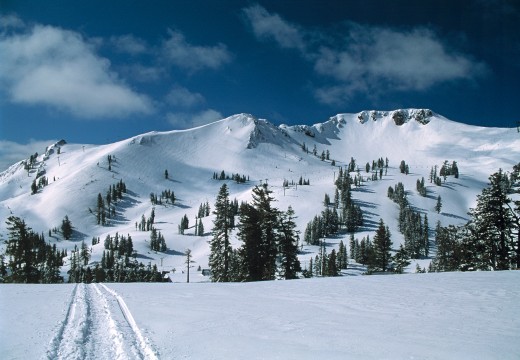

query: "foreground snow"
(1, 271), (519, 359)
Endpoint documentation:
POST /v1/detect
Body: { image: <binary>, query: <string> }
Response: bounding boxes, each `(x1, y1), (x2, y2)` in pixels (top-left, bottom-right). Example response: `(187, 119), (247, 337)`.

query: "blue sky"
(1, 0), (519, 170)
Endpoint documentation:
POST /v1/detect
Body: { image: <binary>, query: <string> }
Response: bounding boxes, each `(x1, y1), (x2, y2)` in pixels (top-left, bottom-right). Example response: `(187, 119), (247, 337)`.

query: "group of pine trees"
(432, 164), (520, 272)
(1, 216), (66, 283)
(136, 209), (155, 231)
(150, 228), (167, 252)
(347, 220), (395, 273)
(212, 170), (249, 183)
(208, 183), (301, 282)
(68, 232), (163, 283)
(93, 179), (127, 225)
(388, 182), (430, 258)
(429, 161), (458, 186)
(304, 166), (364, 247)
(303, 240), (348, 277)
(150, 189), (176, 205)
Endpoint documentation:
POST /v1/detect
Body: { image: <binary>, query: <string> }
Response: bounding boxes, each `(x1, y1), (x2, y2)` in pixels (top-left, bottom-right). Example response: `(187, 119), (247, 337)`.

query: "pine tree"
(4, 216), (43, 283)
(435, 195), (442, 214)
(237, 184), (279, 281)
(393, 244), (410, 274)
(328, 249), (338, 276)
(197, 218), (204, 236)
(373, 219), (393, 272)
(252, 184), (279, 280)
(349, 234), (356, 260)
(61, 215), (73, 240)
(209, 184), (233, 282)
(468, 169), (515, 270)
(277, 206), (301, 279)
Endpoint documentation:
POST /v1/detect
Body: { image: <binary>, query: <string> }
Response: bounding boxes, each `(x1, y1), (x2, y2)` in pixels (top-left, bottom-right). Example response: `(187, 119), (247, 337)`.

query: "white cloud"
(0, 14), (25, 29)
(242, 4), (305, 52)
(314, 25), (487, 94)
(0, 23), (154, 118)
(241, 6), (487, 105)
(119, 64), (163, 83)
(165, 85), (205, 108)
(166, 109), (222, 129)
(0, 139), (56, 172)
(110, 34), (148, 55)
(162, 30), (231, 71)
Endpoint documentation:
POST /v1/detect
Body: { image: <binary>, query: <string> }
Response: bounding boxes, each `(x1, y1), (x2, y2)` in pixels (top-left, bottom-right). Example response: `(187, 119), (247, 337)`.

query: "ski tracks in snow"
(45, 283), (158, 360)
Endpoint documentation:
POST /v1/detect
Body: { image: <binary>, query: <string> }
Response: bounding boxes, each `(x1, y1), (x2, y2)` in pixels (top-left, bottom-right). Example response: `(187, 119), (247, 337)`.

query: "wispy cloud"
(242, 4), (306, 52)
(0, 139), (56, 172)
(162, 30), (231, 71)
(166, 109), (222, 129)
(110, 34), (148, 55)
(165, 85), (205, 108)
(0, 21), (154, 119)
(313, 24), (488, 104)
(242, 5), (488, 105)
(0, 14), (25, 29)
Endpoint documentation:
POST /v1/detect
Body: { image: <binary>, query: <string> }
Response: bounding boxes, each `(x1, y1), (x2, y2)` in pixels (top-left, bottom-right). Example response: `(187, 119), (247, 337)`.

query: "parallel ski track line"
(45, 283), (79, 360)
(44, 284), (158, 360)
(45, 283), (91, 359)
(98, 283), (159, 360)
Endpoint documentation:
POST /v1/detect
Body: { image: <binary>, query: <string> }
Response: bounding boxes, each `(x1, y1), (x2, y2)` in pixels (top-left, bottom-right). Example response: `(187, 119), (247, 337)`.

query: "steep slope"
(0, 110), (518, 277)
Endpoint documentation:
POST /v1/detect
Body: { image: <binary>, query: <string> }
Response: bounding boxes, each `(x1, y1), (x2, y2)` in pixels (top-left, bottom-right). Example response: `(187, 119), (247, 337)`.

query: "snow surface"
(1, 110), (520, 358)
(1, 110), (518, 276)
(1, 271), (519, 359)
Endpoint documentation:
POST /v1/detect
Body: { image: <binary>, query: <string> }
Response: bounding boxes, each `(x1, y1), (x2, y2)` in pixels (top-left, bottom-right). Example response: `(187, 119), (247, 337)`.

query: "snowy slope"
(1, 271), (519, 359)
(0, 110), (519, 276)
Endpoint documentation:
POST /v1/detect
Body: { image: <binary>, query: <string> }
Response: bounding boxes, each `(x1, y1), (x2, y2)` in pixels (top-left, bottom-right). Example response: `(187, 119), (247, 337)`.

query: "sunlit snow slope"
(0, 110), (518, 276)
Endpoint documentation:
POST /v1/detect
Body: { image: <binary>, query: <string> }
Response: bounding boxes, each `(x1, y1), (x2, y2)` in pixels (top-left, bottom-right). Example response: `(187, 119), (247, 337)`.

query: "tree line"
(208, 183), (301, 282)
(432, 164), (520, 271)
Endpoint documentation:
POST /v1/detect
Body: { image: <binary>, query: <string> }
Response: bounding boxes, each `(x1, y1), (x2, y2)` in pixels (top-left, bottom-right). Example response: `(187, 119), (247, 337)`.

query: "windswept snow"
(1, 272), (519, 359)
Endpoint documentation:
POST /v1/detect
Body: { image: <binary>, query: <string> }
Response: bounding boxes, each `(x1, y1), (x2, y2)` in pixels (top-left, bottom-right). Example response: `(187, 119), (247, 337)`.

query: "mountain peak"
(355, 108), (435, 125)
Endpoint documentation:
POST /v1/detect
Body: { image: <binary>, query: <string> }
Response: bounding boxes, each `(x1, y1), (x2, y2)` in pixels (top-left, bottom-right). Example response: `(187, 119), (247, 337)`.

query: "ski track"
(45, 283), (158, 360)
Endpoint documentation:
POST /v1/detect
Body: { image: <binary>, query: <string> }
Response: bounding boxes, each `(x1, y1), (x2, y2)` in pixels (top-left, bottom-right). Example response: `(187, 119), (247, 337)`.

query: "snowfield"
(1, 110), (518, 277)
(1, 271), (519, 359)
(1, 109), (520, 358)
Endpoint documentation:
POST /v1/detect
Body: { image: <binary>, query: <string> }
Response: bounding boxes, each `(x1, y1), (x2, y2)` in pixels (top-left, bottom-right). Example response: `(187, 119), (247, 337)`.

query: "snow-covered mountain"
(1, 109), (519, 277)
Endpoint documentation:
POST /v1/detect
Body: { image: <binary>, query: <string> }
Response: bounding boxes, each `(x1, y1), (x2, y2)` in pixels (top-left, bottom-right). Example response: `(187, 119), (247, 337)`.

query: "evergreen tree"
(468, 169), (515, 270)
(237, 184), (279, 281)
(209, 184), (233, 282)
(435, 195), (442, 214)
(277, 206), (301, 279)
(327, 249), (339, 276)
(61, 215), (73, 240)
(4, 216), (43, 283)
(197, 218), (204, 236)
(393, 244), (410, 274)
(254, 184), (279, 280)
(373, 219), (393, 272)
(349, 234), (356, 260)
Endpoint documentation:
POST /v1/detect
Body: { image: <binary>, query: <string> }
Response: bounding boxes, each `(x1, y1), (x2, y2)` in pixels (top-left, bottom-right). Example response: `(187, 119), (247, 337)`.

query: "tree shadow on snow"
(441, 212), (468, 221)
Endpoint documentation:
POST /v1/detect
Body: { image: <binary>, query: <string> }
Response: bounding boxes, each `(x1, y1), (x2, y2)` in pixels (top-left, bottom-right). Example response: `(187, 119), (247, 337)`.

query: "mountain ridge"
(1, 108), (518, 278)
